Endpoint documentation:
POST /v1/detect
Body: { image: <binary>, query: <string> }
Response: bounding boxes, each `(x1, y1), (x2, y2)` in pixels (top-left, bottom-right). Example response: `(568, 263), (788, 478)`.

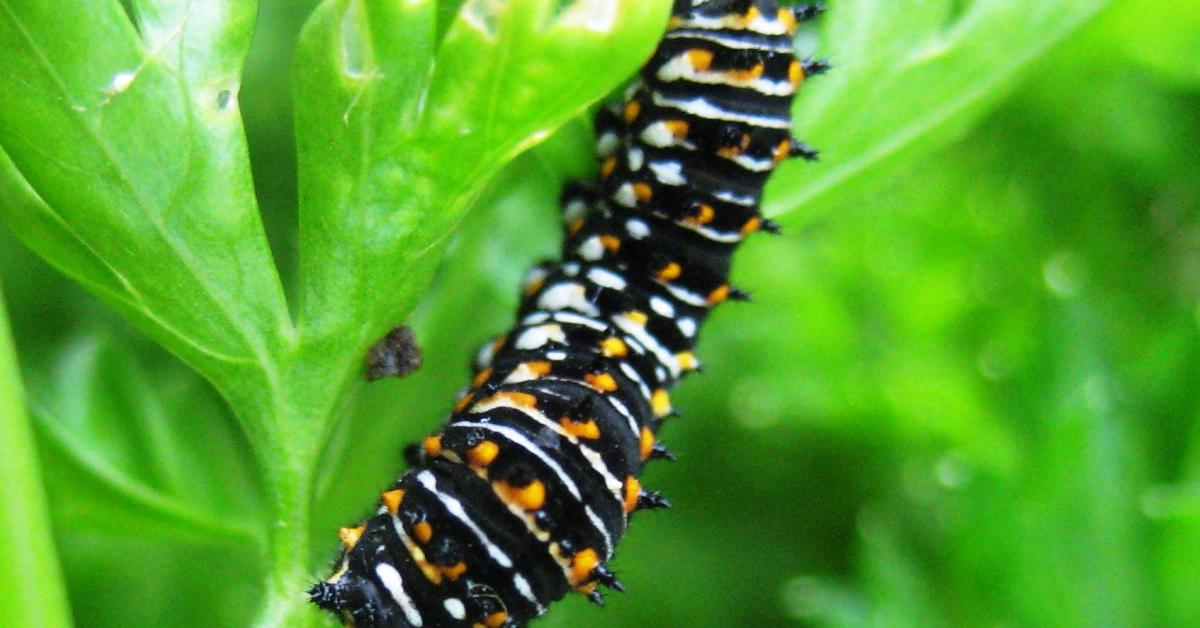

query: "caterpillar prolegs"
(311, 1), (827, 625)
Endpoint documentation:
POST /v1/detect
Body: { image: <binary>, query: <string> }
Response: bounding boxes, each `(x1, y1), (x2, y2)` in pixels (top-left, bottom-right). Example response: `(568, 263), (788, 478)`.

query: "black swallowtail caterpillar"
(311, 1), (827, 625)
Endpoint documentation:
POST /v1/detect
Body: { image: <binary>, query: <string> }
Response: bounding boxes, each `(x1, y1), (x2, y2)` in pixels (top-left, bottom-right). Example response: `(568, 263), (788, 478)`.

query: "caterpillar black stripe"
(310, 1), (826, 625)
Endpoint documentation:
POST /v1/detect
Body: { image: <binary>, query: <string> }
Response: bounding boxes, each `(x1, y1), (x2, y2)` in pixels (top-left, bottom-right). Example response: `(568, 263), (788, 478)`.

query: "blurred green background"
(3, 0), (1200, 625)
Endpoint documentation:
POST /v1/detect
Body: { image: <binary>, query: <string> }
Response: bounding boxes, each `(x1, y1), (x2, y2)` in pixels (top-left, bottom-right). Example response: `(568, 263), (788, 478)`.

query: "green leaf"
(1106, 0), (1200, 87)
(0, 1), (292, 409)
(766, 0), (1113, 220)
(0, 281), (73, 627)
(293, 0), (670, 372)
(24, 326), (267, 627)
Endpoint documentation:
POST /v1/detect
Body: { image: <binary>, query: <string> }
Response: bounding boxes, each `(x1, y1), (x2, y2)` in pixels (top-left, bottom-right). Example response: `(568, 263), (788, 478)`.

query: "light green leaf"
(24, 326), (266, 627)
(0, 1), (291, 407)
(766, 0), (1113, 220)
(293, 0), (670, 375)
(0, 281), (73, 627)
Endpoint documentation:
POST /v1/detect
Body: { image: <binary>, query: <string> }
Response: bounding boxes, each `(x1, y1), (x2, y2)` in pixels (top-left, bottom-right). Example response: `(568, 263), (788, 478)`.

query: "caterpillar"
(310, 1), (826, 625)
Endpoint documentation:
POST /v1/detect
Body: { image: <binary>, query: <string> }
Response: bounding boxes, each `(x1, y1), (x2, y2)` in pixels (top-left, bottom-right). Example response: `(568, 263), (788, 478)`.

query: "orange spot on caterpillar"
(640, 426), (656, 461)
(651, 389), (671, 418)
(523, 277), (545, 297)
(623, 477), (641, 513)
(413, 521), (433, 544)
(571, 548), (600, 584)
(339, 525), (365, 550)
(774, 139), (791, 163)
(585, 372), (618, 392)
(707, 284), (730, 306)
(656, 261), (682, 281)
(685, 203), (715, 226)
(687, 48), (713, 72)
(472, 367), (493, 388)
(727, 63), (764, 81)
(600, 336), (628, 358)
(440, 561), (468, 580)
(504, 391), (538, 408)
(778, 7), (798, 32)
(600, 235), (621, 253)
(560, 416), (602, 440)
(789, 59), (804, 86)
(381, 488), (405, 515)
(665, 119), (689, 139)
(423, 435), (442, 458)
(467, 440), (500, 467)
(623, 100), (641, 123)
(676, 351), (698, 371)
(499, 479), (547, 511)
(740, 216), (762, 235)
(625, 310), (649, 326)
(525, 360), (552, 376)
(633, 182), (653, 204)
(600, 156), (618, 179)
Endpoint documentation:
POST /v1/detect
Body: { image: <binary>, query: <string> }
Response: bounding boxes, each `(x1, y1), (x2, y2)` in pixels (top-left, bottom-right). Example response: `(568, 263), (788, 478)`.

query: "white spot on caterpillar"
(639, 122), (677, 147)
(712, 187), (757, 206)
(651, 91), (791, 129)
(626, 219), (651, 239)
(587, 267), (628, 291)
(677, 317), (697, 337)
(548, 310), (609, 331)
(649, 161), (686, 185)
(374, 563), (423, 626)
(612, 183), (637, 208)
(605, 396), (642, 442)
(614, 313), (681, 379)
(596, 132), (619, 156)
(665, 29), (794, 53)
(563, 198), (589, 224)
(515, 324), (566, 350)
(656, 52), (796, 96)
(503, 362), (544, 385)
(416, 471), (514, 568)
(578, 236), (606, 261)
(443, 598), (466, 620)
(620, 361), (652, 400)
(513, 573), (542, 608)
(627, 147), (645, 171)
(671, 11), (790, 36)
(650, 295), (676, 318)
(538, 283), (600, 316)
(523, 266), (550, 291)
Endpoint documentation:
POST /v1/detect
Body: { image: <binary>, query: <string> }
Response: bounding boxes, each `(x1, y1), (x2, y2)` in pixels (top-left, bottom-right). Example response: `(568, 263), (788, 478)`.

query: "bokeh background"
(3, 0), (1199, 625)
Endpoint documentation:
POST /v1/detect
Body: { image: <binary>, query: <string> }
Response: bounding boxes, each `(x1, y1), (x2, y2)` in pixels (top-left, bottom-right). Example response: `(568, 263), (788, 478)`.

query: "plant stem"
(242, 351), (362, 628)
(256, 452), (319, 628)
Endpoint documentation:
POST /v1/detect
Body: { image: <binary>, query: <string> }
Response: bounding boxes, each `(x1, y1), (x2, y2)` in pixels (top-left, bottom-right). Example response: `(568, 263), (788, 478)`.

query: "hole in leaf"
(217, 89), (233, 110)
(553, 0), (618, 32)
(460, 0), (502, 37)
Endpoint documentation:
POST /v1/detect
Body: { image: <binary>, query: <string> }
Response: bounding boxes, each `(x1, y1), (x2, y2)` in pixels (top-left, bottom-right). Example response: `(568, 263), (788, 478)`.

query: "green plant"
(9, 0), (1191, 626)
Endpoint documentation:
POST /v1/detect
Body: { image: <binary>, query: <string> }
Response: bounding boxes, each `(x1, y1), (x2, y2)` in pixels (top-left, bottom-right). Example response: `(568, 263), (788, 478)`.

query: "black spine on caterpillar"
(310, 1), (824, 626)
